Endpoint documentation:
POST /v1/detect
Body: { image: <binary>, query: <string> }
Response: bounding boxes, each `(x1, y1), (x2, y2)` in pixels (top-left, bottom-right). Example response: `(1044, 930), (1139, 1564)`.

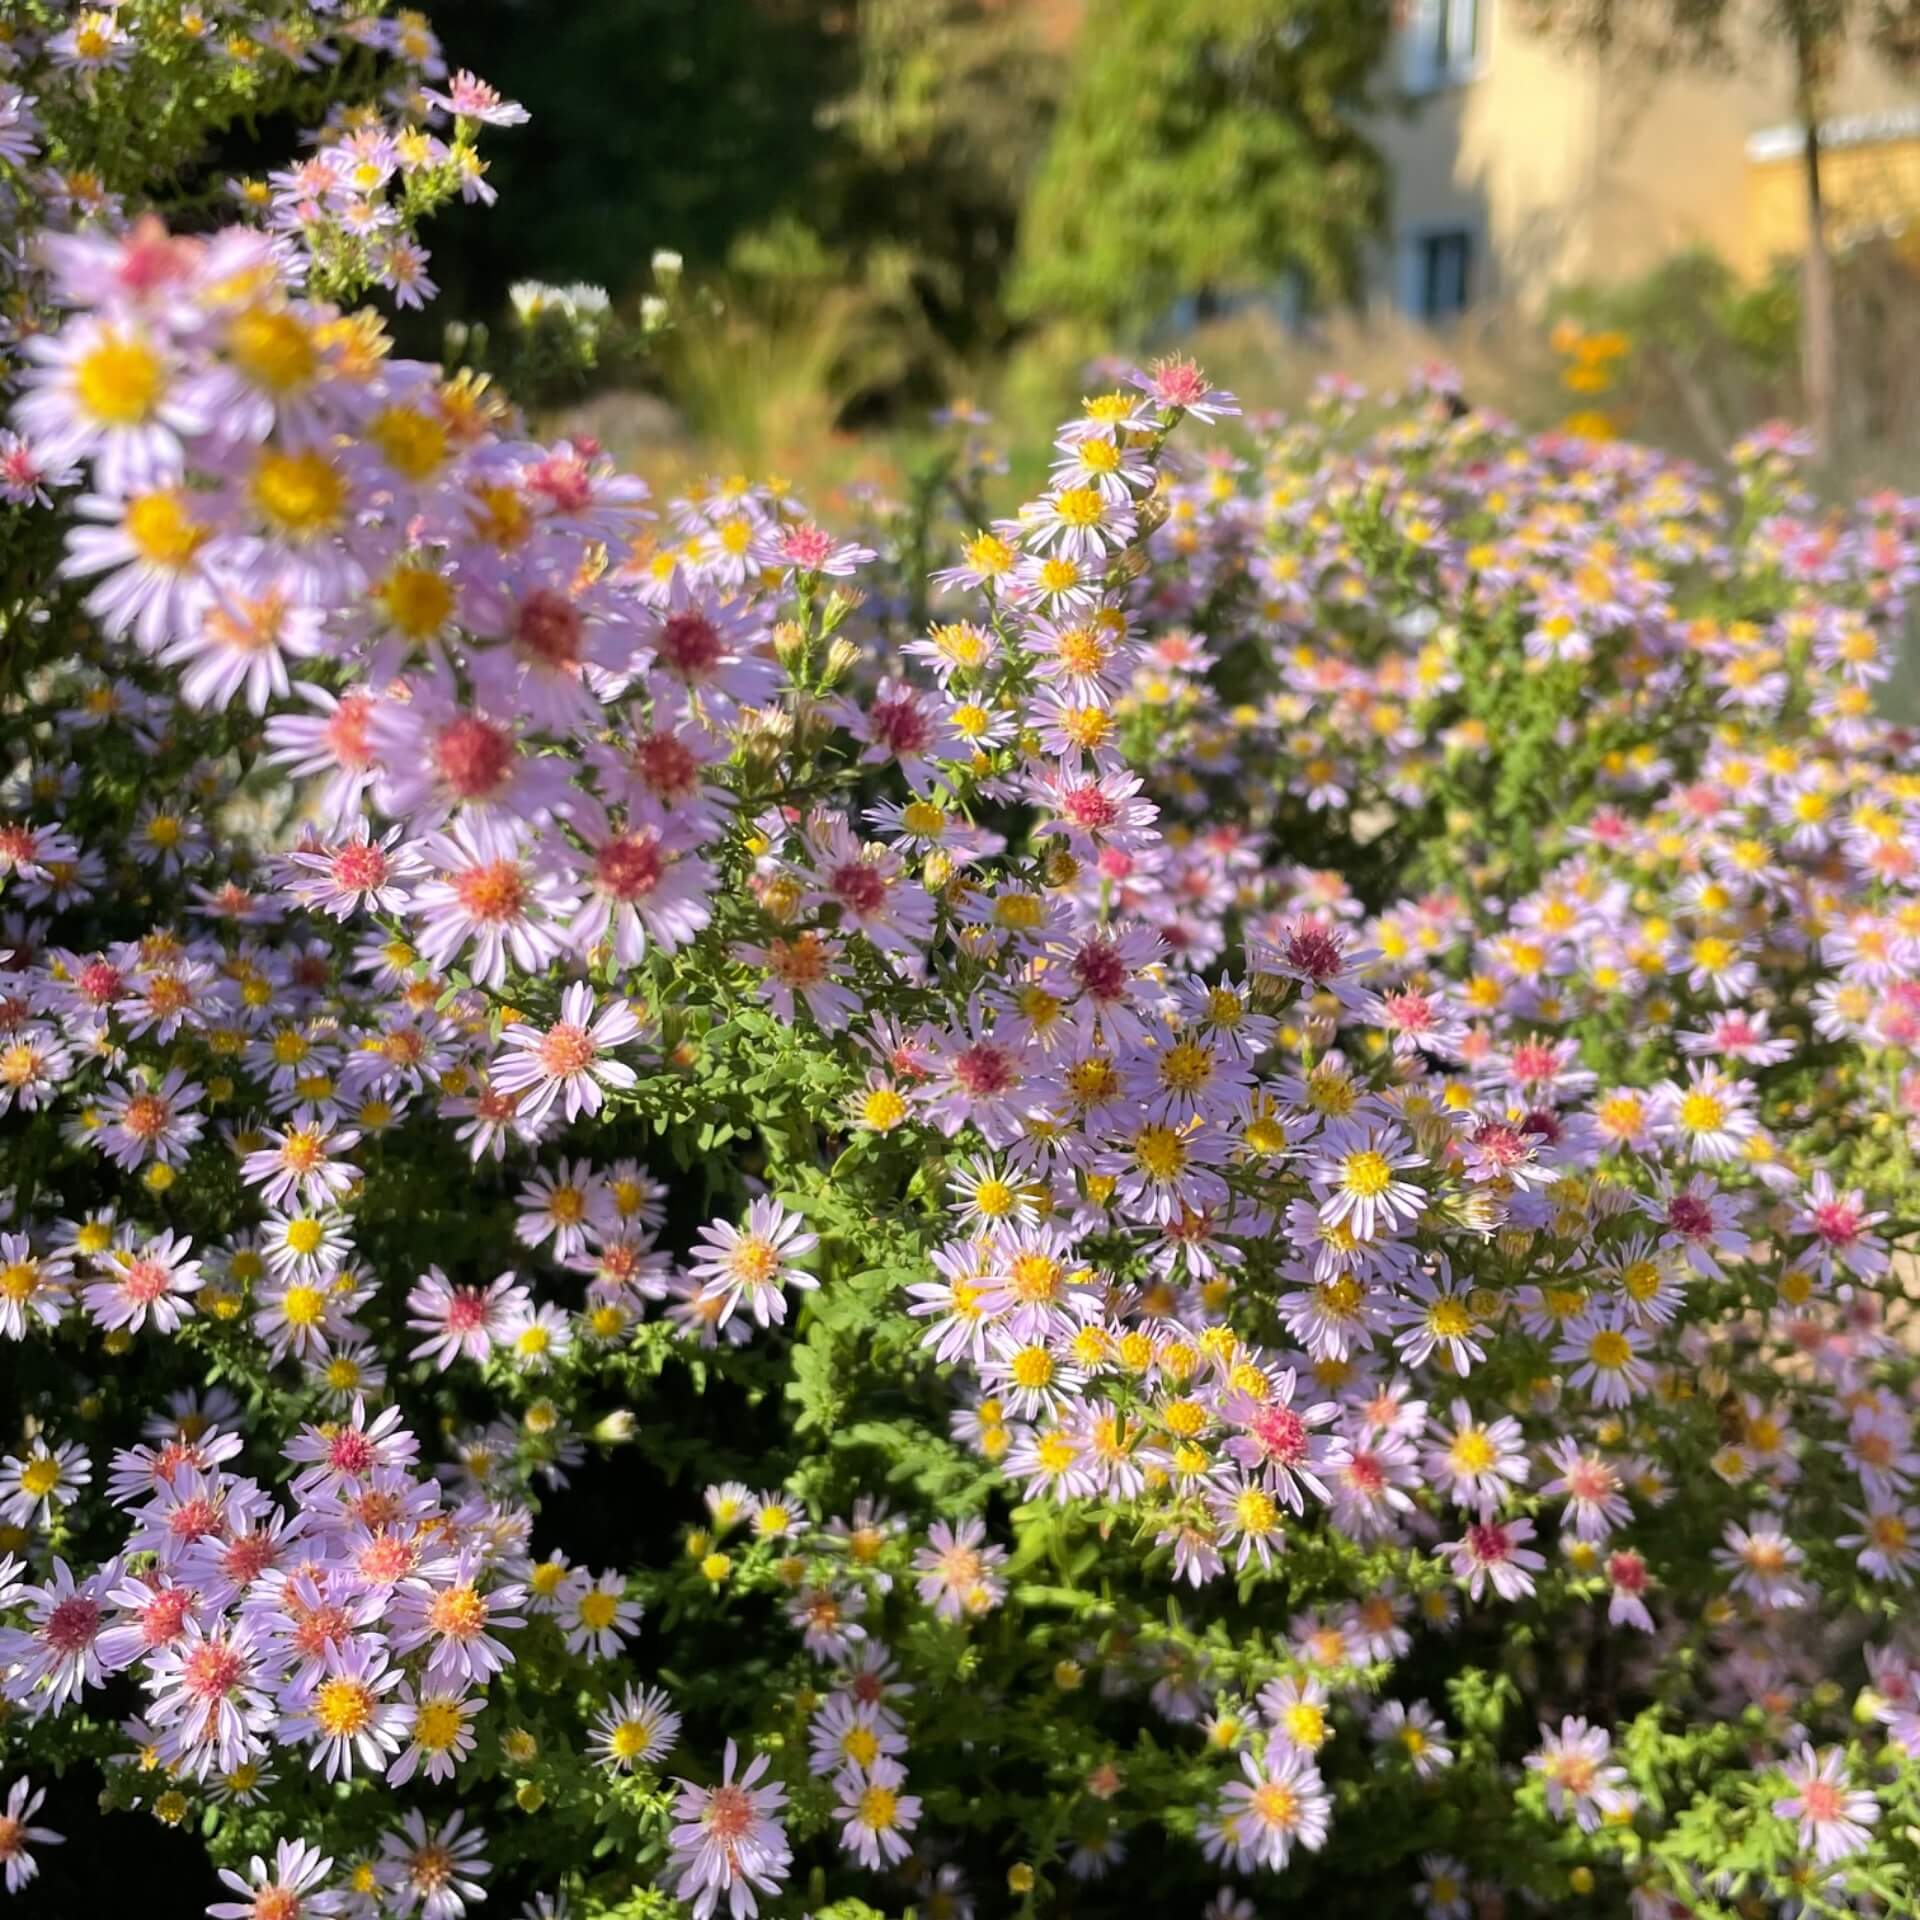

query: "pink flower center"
(443, 1290), (490, 1334)
(1466, 1522), (1511, 1565)
(658, 611), (723, 676)
(324, 692), (375, 769)
(124, 1259), (174, 1304)
(526, 453), (592, 514)
(357, 1533), (417, 1584)
(536, 1022), (599, 1078)
(705, 1782), (755, 1844)
(44, 1593), (101, 1653)
(223, 1534), (278, 1584)
(182, 1638), (245, 1701)
(328, 1430), (376, 1475)
(1251, 1405), (1307, 1464)
(870, 695), (931, 754)
(631, 731), (698, 800)
(1607, 1551), (1647, 1593)
(951, 1043), (1015, 1097)
(140, 1589), (192, 1644)
(1071, 940), (1128, 1000)
(432, 714), (514, 799)
(1282, 923), (1343, 981)
(167, 1495), (222, 1542)
(1666, 1195), (1713, 1237)
(1801, 1779), (1844, 1823)
(596, 833), (664, 901)
(331, 843), (387, 891)
(1508, 1041), (1556, 1082)
(515, 588), (584, 668)
(1809, 1199), (1862, 1246)
(831, 862), (888, 916)
(78, 960), (123, 1003)
(1060, 784), (1118, 830)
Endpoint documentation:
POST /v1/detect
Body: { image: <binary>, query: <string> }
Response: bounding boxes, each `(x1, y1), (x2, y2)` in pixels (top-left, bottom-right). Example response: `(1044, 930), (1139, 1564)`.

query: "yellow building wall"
(1375, 0), (1920, 310)
(1371, 0), (1604, 306)
(1745, 139), (1920, 274)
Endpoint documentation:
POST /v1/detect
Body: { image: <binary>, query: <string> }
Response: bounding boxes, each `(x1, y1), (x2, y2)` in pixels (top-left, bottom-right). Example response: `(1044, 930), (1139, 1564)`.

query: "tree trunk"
(1798, 72), (1837, 467)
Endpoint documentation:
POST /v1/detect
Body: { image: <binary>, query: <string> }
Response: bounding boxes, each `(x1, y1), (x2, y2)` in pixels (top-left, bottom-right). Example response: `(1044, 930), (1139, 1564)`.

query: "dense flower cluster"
(4, 5), (1920, 1919)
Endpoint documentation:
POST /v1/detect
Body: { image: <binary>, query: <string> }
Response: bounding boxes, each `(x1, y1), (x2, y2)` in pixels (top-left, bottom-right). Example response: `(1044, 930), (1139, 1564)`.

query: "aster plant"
(2, 6), (1920, 1920)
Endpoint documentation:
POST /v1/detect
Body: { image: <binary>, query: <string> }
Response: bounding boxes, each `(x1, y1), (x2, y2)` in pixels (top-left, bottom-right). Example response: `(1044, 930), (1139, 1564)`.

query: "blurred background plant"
(413, 0), (1920, 529)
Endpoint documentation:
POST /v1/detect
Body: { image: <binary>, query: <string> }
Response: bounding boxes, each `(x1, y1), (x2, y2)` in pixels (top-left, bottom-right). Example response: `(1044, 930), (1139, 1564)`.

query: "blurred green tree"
(1009, 0), (1395, 333)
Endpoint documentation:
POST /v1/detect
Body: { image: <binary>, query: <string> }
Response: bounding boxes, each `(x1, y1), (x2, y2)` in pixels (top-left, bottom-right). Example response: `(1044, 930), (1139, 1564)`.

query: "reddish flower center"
(324, 692), (375, 769)
(182, 1638), (245, 1701)
(1810, 1199), (1862, 1246)
(452, 861), (526, 923)
(78, 960), (123, 1003)
(951, 1043), (1015, 1097)
(1508, 1041), (1557, 1082)
(1282, 922), (1343, 981)
(1251, 1405), (1308, 1464)
(631, 731), (697, 799)
(658, 611), (723, 676)
(432, 714), (514, 799)
(44, 1594), (101, 1653)
(536, 1022), (599, 1078)
(831, 862), (888, 916)
(515, 588), (585, 668)
(443, 1290), (490, 1334)
(1666, 1195), (1713, 1238)
(526, 452), (592, 514)
(1060, 784), (1118, 830)
(1071, 939), (1128, 1000)
(870, 695), (931, 754)
(222, 1534), (278, 1584)
(123, 1259), (173, 1304)
(1800, 1779), (1844, 1823)
(331, 843), (387, 891)
(596, 834), (664, 902)
(1466, 1522), (1511, 1564)
(140, 1588), (192, 1644)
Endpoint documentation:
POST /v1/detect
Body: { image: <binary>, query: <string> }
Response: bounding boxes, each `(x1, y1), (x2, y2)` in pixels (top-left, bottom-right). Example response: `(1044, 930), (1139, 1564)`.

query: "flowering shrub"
(4, 8), (1920, 1920)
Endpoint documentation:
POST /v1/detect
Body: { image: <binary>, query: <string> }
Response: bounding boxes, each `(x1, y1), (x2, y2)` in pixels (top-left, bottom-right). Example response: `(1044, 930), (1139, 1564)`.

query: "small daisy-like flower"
(405, 1267), (530, 1371)
(666, 1739), (793, 1920)
(81, 1228), (204, 1335)
(831, 1755), (922, 1869)
(1772, 1743), (1878, 1866)
(281, 1636), (409, 1782)
(1368, 1699), (1454, 1778)
(377, 1809), (491, 1920)
(558, 1568), (642, 1659)
(1442, 1514), (1545, 1602)
(492, 982), (644, 1122)
(688, 1197), (819, 1331)
(389, 1685), (481, 1786)
(1202, 1744), (1330, 1873)
(1312, 1119), (1427, 1240)
(1525, 1715), (1632, 1832)
(1554, 1306), (1653, 1408)
(0, 1436), (91, 1528)
(208, 1836), (342, 1919)
(0, 1777), (62, 1894)
(590, 1682), (683, 1771)
(911, 1517), (1008, 1622)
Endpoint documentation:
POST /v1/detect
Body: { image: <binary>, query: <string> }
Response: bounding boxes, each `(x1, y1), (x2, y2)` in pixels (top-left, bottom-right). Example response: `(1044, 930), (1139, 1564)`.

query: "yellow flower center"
(125, 491), (208, 568)
(75, 332), (165, 425)
(251, 449), (346, 536)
